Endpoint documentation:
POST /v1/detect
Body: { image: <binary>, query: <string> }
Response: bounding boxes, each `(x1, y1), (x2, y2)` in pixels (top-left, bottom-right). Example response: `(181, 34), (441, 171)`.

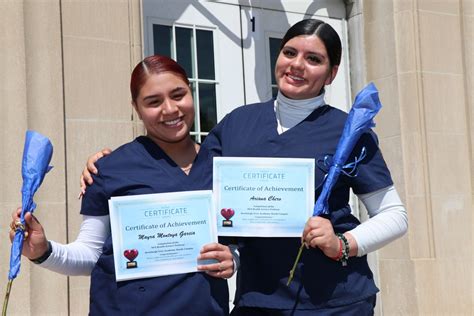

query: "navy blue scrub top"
(203, 99), (393, 310)
(81, 136), (228, 316)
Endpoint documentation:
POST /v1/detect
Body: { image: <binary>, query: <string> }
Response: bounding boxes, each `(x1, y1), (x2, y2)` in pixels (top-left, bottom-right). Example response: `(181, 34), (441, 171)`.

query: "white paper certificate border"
(213, 157), (315, 237)
(109, 190), (217, 282)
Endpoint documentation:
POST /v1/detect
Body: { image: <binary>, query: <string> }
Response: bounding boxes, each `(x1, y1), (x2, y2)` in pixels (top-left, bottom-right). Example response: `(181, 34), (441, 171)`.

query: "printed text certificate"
(213, 157), (314, 237)
(109, 190), (217, 281)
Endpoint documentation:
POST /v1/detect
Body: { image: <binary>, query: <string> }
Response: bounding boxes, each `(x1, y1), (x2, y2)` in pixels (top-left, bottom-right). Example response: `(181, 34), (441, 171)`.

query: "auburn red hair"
(130, 55), (190, 102)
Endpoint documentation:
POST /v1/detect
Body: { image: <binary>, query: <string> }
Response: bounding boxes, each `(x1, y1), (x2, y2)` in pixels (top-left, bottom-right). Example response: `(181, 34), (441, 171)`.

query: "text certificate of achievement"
(108, 190), (217, 282)
(213, 157), (315, 237)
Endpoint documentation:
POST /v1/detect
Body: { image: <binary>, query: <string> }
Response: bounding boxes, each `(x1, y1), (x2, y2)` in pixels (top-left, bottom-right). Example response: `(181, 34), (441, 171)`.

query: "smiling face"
(133, 72), (194, 147)
(275, 35), (338, 100)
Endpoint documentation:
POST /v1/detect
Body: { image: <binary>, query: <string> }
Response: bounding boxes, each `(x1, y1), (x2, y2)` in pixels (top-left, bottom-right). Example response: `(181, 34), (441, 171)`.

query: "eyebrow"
(142, 87), (186, 101)
(283, 45), (327, 59)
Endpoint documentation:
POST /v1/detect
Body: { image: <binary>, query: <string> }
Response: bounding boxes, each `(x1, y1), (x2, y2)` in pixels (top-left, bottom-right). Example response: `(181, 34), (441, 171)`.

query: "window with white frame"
(152, 24), (217, 143)
(269, 37), (282, 98)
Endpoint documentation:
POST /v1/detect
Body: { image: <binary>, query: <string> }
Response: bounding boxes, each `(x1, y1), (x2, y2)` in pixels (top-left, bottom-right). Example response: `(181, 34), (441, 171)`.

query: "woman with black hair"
(81, 19), (408, 315)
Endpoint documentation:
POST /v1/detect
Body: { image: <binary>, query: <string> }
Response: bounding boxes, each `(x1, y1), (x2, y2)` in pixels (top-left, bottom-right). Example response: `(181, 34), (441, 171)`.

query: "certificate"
(213, 157), (315, 237)
(108, 190), (217, 282)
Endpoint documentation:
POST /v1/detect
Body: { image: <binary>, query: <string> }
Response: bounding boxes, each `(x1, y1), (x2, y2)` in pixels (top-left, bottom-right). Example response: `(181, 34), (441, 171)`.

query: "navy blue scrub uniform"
(81, 136), (229, 316)
(203, 100), (392, 315)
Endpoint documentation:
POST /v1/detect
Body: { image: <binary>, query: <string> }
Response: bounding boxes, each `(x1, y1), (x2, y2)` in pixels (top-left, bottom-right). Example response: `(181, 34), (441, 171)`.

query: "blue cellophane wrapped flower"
(8, 130), (53, 280)
(313, 82), (381, 216)
(287, 82), (382, 286)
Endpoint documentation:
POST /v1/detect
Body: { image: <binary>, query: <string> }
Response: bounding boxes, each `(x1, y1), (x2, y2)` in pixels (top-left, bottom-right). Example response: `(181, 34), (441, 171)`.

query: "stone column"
(0, 0), (69, 314)
(24, 0), (69, 313)
(0, 1), (31, 312)
(362, 0), (473, 314)
(60, 0), (142, 313)
(0, 0), (144, 314)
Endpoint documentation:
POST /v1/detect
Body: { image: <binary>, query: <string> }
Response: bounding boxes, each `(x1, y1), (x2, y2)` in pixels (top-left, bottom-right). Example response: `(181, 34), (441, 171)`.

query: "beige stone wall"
(1, 1), (68, 314)
(0, 0), (142, 315)
(62, 0), (143, 313)
(362, 0), (473, 315)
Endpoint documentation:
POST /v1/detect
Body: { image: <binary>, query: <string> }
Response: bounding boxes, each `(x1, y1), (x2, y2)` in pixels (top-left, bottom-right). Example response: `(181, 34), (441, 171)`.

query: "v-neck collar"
(136, 136), (203, 178)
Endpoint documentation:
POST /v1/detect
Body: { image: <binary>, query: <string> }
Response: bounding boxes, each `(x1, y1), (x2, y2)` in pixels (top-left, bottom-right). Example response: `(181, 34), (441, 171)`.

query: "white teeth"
(288, 74), (304, 81)
(164, 118), (181, 126)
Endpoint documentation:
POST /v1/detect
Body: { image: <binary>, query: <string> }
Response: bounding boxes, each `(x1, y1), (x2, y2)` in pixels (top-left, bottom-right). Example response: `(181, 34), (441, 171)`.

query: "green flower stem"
(2, 279), (13, 316)
(287, 243), (305, 286)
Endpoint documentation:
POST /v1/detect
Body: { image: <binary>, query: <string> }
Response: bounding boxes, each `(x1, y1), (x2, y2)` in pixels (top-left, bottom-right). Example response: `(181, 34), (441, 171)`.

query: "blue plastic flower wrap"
(313, 82), (381, 216)
(287, 83), (382, 286)
(3, 131), (53, 315)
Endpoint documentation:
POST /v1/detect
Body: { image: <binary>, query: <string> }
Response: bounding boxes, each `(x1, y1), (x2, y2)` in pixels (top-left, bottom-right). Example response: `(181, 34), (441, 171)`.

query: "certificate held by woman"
(108, 190), (217, 281)
(213, 157), (314, 237)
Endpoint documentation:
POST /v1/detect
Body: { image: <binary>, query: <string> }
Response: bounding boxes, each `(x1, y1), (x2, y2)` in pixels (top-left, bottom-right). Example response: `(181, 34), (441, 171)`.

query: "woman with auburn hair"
(10, 55), (234, 316)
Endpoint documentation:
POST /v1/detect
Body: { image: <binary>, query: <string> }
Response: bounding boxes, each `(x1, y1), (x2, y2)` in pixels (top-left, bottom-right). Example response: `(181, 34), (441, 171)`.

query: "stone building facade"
(0, 0), (472, 315)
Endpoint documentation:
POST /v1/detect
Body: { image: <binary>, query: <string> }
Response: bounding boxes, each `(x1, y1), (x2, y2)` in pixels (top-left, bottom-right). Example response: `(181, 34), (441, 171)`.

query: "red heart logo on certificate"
(124, 249), (139, 261)
(221, 208), (235, 220)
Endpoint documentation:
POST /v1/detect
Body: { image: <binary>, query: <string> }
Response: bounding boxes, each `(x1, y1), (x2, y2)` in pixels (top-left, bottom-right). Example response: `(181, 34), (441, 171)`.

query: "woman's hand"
(9, 207), (49, 260)
(197, 243), (234, 279)
(79, 148), (112, 197)
(302, 216), (340, 259)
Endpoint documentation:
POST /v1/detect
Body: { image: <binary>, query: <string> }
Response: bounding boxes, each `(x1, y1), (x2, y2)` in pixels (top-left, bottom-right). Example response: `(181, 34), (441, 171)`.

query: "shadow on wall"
(148, 0), (343, 101)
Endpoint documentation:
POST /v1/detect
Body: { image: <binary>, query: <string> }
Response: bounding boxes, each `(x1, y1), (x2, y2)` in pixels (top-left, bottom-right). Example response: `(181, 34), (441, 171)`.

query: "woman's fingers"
(11, 207), (21, 221)
(86, 148), (112, 176)
(302, 217), (341, 258)
(100, 148), (113, 156)
(24, 212), (42, 232)
(82, 164), (94, 185)
(81, 148), (113, 186)
(79, 148), (113, 197)
(197, 243), (234, 278)
(9, 207), (23, 242)
(198, 244), (232, 263)
(9, 226), (16, 242)
(302, 216), (325, 243)
(198, 261), (234, 279)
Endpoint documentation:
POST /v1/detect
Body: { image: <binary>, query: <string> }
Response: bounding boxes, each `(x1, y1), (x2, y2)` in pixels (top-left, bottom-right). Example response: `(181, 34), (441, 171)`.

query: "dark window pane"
(190, 82), (197, 132)
(198, 83), (217, 132)
(272, 87), (278, 99)
(176, 27), (194, 78)
(153, 25), (172, 57)
(191, 134), (199, 143)
(269, 37), (281, 85)
(196, 30), (215, 80)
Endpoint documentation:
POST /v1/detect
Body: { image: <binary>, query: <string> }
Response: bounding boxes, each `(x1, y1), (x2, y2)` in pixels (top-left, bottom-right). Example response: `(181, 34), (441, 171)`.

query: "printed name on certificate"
(213, 157), (314, 237)
(108, 190), (217, 281)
